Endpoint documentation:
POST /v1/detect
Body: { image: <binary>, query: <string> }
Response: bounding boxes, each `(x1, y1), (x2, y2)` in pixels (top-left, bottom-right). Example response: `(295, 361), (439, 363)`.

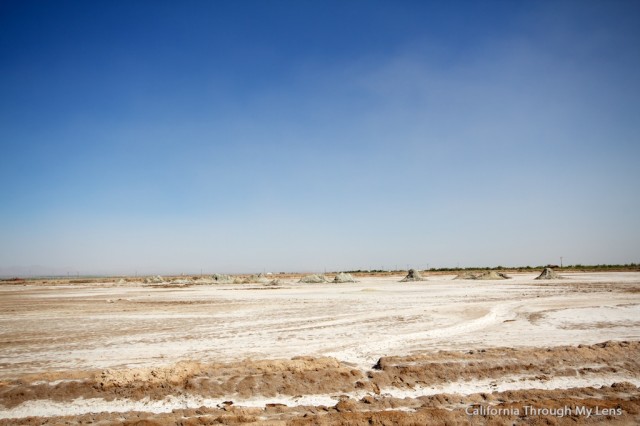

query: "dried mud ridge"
(2, 341), (640, 424)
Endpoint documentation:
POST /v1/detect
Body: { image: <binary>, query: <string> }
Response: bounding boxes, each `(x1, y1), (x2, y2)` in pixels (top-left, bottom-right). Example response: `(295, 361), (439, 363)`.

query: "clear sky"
(1, 1), (639, 275)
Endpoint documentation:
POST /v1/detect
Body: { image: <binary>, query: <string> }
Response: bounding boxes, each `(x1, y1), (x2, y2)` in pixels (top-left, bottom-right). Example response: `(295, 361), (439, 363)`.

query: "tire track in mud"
(325, 300), (522, 366)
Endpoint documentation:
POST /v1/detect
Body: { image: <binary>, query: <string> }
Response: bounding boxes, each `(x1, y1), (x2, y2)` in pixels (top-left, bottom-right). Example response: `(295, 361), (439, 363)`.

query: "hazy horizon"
(2, 1), (639, 275)
(3, 261), (640, 279)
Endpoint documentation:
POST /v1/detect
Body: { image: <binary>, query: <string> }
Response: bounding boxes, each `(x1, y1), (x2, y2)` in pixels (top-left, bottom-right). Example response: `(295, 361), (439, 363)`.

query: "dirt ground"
(1, 272), (639, 424)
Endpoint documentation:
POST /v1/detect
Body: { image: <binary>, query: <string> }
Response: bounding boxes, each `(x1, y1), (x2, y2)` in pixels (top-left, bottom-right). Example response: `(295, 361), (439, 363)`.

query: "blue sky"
(1, 1), (639, 275)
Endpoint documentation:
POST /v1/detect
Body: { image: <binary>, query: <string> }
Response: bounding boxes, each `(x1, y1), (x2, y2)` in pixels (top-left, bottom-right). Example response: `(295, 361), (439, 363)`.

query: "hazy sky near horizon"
(1, 1), (639, 275)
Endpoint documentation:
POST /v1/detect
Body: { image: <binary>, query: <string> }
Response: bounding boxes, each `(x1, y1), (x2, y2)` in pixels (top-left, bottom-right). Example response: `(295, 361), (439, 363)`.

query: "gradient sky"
(1, 1), (639, 275)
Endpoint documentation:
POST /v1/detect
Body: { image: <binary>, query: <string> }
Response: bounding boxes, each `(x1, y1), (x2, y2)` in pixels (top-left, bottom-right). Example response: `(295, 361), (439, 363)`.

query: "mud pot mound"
(453, 271), (477, 279)
(455, 270), (511, 280)
(211, 273), (234, 284)
(3, 341), (638, 424)
(299, 274), (329, 283)
(536, 267), (564, 280)
(236, 273), (270, 284)
(333, 272), (357, 283)
(399, 269), (427, 282)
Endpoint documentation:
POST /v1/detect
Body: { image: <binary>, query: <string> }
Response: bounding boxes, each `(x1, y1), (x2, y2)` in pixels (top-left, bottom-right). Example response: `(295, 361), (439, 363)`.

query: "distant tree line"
(343, 263), (639, 273)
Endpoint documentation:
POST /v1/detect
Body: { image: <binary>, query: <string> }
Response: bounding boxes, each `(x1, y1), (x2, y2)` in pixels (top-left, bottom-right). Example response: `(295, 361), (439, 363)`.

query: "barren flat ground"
(1, 272), (639, 424)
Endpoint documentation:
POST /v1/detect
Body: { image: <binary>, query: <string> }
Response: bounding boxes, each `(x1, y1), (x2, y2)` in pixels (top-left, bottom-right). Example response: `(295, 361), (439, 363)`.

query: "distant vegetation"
(345, 263), (639, 274)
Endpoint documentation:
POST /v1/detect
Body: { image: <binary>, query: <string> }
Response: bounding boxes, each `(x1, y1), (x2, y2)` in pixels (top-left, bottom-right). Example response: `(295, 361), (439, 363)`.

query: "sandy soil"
(1, 272), (639, 424)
